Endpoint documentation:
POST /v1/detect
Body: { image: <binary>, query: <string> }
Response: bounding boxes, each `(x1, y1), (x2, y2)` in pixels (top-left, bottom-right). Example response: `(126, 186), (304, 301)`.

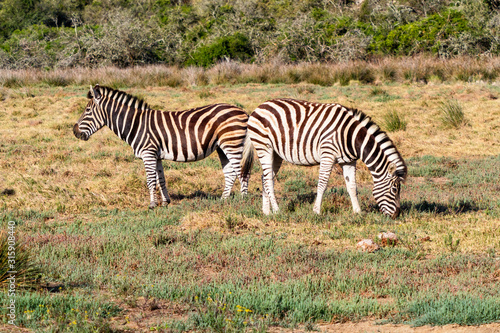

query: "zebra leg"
(142, 152), (159, 209)
(220, 146), (249, 196)
(342, 161), (361, 213)
(216, 148), (237, 199)
(261, 152), (282, 214)
(156, 159), (171, 206)
(261, 173), (271, 214)
(313, 157), (335, 214)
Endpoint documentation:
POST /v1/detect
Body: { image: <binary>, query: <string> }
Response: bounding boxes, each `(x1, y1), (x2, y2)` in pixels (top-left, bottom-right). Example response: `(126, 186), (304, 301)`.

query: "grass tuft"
(443, 233), (460, 253)
(439, 99), (468, 129)
(0, 231), (41, 288)
(383, 110), (407, 132)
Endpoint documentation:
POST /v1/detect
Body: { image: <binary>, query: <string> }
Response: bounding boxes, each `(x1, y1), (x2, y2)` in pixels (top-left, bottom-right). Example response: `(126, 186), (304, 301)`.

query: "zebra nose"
(73, 123), (81, 138)
(391, 207), (400, 219)
(73, 124), (88, 141)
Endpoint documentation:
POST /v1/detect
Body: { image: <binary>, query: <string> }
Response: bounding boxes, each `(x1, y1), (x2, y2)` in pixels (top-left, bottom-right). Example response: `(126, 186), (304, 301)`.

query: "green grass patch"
(0, 292), (120, 330)
(398, 295), (500, 326)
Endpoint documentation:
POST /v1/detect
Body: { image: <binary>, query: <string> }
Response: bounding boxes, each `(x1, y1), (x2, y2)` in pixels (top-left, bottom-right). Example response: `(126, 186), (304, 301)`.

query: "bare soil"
(4, 321), (499, 332)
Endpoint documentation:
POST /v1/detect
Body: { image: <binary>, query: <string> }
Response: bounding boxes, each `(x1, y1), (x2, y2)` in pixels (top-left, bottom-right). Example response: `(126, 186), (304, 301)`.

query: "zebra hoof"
(161, 200), (169, 207)
(149, 202), (157, 210)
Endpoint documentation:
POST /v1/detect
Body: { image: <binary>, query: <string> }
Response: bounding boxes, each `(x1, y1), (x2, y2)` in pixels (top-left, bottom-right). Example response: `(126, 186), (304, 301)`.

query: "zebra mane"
(88, 86), (151, 111)
(346, 107), (407, 180)
(347, 108), (384, 139)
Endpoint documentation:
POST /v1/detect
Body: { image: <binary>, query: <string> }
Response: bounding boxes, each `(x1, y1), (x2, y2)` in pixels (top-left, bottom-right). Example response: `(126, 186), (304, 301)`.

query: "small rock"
(356, 239), (380, 252)
(378, 231), (398, 246)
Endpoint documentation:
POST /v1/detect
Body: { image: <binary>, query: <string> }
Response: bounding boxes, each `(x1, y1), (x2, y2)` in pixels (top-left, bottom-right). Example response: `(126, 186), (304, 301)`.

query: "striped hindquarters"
(248, 98), (351, 165)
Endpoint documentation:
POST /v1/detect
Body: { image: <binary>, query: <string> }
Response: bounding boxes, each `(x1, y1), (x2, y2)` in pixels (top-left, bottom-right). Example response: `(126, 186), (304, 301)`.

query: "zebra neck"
(358, 133), (403, 181)
(104, 102), (134, 142)
(364, 147), (390, 182)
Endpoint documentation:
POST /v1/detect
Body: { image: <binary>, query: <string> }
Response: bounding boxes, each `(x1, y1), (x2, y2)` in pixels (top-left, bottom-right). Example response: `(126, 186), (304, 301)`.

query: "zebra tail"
(240, 133), (254, 179)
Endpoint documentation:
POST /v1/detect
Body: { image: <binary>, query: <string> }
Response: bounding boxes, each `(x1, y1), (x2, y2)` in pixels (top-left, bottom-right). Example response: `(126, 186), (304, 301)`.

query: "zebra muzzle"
(391, 207), (400, 219)
(73, 123), (88, 141)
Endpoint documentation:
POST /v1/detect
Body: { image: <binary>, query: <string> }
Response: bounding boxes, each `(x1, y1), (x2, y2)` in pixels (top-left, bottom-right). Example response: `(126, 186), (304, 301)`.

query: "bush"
(0, 1), (499, 69)
(186, 33), (254, 67)
(0, 25), (67, 69)
(372, 9), (485, 56)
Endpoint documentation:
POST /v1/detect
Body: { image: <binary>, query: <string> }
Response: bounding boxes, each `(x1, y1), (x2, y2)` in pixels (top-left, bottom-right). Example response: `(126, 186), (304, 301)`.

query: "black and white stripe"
(241, 98), (407, 218)
(74, 84), (252, 208)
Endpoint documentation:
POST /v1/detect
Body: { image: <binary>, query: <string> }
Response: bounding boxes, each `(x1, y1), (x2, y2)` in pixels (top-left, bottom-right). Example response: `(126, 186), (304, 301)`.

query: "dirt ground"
(2, 321), (500, 332)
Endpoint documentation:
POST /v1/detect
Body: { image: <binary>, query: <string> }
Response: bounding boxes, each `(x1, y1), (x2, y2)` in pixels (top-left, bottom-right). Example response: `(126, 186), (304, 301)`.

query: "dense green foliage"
(372, 9), (486, 55)
(186, 33), (254, 67)
(0, 0), (499, 69)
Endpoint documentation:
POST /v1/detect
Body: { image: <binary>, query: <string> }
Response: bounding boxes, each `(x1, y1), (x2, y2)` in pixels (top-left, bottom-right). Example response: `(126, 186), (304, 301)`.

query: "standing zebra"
(241, 98), (407, 218)
(74, 85), (253, 208)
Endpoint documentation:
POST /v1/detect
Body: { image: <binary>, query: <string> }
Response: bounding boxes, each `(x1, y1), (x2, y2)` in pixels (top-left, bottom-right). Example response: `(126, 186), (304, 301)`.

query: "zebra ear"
(388, 162), (397, 176)
(90, 85), (102, 102)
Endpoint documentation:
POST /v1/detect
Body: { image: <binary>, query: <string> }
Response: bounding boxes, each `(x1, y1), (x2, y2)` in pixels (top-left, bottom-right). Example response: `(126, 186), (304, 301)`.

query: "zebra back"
(249, 98), (406, 179)
(83, 85), (249, 162)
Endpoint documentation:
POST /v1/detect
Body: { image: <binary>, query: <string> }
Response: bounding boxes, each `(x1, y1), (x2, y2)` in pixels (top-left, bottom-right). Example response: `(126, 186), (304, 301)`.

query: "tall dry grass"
(1, 56), (499, 88)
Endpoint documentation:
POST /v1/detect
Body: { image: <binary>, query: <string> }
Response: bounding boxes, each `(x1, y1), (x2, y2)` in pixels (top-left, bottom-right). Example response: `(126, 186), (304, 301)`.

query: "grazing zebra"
(241, 98), (407, 218)
(73, 85), (253, 209)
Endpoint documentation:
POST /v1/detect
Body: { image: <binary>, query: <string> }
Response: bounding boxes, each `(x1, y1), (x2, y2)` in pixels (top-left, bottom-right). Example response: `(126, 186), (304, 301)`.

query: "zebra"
(241, 98), (407, 218)
(73, 84), (253, 209)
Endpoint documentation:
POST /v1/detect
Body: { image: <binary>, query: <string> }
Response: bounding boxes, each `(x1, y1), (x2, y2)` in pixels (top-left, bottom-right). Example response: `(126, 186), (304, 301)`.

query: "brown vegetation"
(1, 56), (499, 88)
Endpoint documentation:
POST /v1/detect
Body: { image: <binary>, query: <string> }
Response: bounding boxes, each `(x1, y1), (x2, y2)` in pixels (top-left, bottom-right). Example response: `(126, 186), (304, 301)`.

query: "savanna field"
(1, 60), (500, 332)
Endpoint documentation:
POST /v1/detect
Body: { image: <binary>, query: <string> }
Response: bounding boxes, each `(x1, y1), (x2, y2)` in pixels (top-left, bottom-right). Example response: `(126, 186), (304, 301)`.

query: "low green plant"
(401, 294), (500, 326)
(0, 292), (121, 330)
(198, 88), (214, 99)
(297, 85), (316, 94)
(383, 110), (407, 132)
(439, 99), (468, 129)
(370, 86), (386, 96)
(444, 233), (460, 252)
(0, 231), (41, 288)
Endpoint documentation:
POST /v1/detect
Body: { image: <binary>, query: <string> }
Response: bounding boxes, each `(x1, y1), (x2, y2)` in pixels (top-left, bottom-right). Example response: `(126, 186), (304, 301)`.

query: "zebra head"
(73, 85), (106, 141)
(372, 163), (405, 219)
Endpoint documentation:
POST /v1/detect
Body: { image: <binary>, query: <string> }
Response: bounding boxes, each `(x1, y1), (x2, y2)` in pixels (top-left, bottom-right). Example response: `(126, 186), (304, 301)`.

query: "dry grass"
(1, 76), (499, 330)
(1, 81), (499, 213)
(1, 56), (499, 88)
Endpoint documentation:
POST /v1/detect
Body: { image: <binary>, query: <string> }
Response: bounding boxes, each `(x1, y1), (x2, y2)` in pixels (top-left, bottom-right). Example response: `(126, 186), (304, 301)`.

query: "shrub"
(186, 33), (254, 67)
(439, 99), (468, 129)
(372, 9), (483, 56)
(79, 9), (162, 68)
